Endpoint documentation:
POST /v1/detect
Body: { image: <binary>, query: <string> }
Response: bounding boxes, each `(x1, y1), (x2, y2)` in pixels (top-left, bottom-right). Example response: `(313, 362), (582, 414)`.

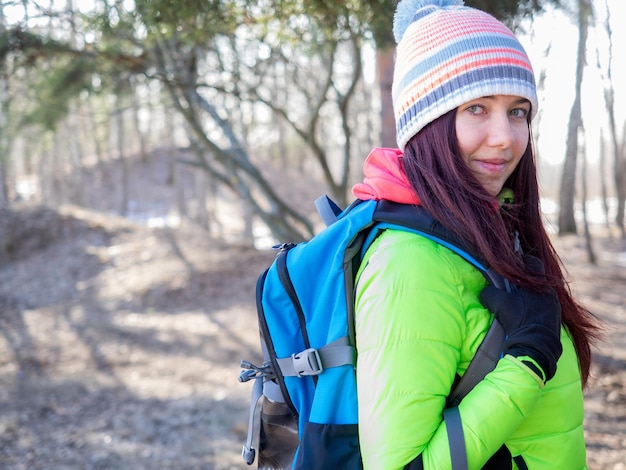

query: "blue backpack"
(239, 197), (508, 470)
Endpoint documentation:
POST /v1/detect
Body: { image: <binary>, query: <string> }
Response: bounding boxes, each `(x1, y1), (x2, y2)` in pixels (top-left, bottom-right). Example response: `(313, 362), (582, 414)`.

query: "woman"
(352, 1), (599, 468)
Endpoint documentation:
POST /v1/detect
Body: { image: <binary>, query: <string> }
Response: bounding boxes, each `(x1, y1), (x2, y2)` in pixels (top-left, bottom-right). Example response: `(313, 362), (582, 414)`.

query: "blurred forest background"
(0, 0), (625, 468)
(1, 0), (625, 244)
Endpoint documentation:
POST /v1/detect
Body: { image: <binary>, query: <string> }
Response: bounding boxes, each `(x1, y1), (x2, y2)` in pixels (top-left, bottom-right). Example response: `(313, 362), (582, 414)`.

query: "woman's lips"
(475, 159), (507, 173)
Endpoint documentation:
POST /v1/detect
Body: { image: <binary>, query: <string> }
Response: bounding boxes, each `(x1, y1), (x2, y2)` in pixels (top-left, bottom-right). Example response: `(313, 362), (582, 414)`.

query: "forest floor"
(0, 201), (624, 469)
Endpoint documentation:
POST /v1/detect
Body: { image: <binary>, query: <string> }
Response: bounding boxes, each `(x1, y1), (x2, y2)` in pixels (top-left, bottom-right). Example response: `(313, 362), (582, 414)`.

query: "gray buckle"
(292, 348), (323, 377)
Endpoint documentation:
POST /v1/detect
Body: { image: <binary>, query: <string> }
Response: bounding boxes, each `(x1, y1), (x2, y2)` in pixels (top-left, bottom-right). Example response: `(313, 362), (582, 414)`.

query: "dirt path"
(0, 205), (624, 469)
(556, 235), (626, 468)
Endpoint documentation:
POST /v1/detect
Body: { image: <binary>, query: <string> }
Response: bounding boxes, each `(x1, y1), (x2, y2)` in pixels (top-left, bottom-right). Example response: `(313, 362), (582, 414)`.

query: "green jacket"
(354, 229), (586, 469)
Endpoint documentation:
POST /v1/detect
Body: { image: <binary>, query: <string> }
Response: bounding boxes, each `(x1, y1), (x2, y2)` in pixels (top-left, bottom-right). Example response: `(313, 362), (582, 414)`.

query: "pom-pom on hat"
(392, 0), (538, 150)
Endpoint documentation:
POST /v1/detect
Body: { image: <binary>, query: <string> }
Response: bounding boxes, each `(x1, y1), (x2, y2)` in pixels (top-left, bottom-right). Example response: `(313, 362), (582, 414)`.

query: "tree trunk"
(615, 120), (626, 237)
(69, 111), (85, 206)
(114, 95), (130, 217)
(598, 131), (610, 230)
(86, 99), (104, 165)
(579, 127), (595, 263)
(558, 97), (581, 235)
(194, 167), (209, 231)
(599, 0), (624, 236)
(132, 81), (149, 162)
(175, 160), (187, 220)
(0, 2), (11, 206)
(51, 130), (65, 206)
(0, 85), (10, 206)
(377, 45), (396, 149)
(558, 0), (591, 235)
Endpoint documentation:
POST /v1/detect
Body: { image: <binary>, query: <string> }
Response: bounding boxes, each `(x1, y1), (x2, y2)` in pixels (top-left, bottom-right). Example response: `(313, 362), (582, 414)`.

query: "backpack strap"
(444, 407), (469, 470)
(513, 455), (530, 470)
(314, 195), (343, 226)
(239, 333), (279, 466)
(241, 375), (263, 465)
(441, 404), (529, 470)
(446, 319), (505, 407)
(370, 200), (509, 469)
(275, 336), (356, 377)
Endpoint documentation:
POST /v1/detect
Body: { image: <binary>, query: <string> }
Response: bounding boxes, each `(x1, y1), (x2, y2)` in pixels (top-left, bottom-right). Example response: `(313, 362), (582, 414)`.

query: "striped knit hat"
(392, 0), (538, 150)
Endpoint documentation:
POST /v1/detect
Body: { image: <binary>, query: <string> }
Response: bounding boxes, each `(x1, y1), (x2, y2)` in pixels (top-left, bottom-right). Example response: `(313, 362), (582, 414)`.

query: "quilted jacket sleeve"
(354, 230), (544, 470)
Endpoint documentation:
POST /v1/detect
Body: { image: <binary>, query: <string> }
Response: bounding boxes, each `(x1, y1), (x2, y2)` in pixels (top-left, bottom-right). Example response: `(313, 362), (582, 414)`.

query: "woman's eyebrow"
(474, 96), (530, 105)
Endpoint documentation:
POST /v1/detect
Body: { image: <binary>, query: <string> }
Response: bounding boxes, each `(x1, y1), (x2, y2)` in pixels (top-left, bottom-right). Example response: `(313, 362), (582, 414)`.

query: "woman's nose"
(487, 114), (515, 149)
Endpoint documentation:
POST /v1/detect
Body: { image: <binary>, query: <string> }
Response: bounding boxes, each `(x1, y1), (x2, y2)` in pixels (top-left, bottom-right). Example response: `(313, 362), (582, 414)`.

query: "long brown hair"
(402, 109), (600, 385)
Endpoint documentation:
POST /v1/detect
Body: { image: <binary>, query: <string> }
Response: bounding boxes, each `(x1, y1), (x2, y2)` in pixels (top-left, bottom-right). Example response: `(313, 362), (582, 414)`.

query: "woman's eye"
(467, 105), (483, 114)
(510, 108), (529, 118)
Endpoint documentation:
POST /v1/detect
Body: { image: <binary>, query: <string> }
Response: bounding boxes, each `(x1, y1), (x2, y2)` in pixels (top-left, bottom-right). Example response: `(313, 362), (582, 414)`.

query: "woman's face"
(455, 95), (531, 197)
